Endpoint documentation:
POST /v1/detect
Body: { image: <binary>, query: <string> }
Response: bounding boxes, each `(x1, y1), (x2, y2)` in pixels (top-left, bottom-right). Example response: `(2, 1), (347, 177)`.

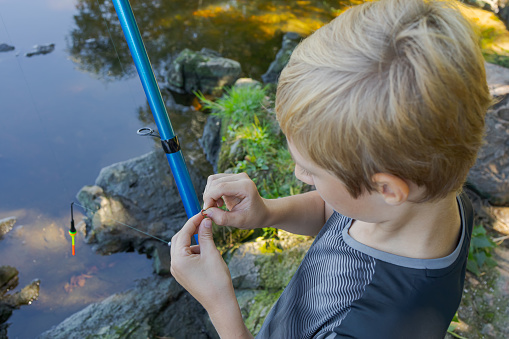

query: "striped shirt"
(256, 194), (472, 339)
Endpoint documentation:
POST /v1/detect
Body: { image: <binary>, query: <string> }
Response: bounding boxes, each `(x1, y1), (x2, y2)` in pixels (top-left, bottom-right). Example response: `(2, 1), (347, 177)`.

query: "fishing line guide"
(137, 127), (181, 154)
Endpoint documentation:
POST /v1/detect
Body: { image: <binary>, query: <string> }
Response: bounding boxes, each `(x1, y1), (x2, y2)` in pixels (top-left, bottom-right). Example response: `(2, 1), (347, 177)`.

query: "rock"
(228, 243), (262, 289)
(0, 303), (13, 326)
(454, 244), (509, 338)
(0, 217), (16, 238)
(0, 43), (14, 53)
(152, 243), (171, 276)
(466, 63), (509, 206)
(199, 115), (222, 172)
(166, 48), (242, 96)
(1, 266), (40, 333)
(38, 275), (217, 339)
(261, 32), (301, 84)
(0, 266), (18, 295)
(491, 206), (509, 235)
(234, 78), (262, 89)
(77, 148), (206, 255)
(25, 43), (55, 57)
(1, 279), (40, 308)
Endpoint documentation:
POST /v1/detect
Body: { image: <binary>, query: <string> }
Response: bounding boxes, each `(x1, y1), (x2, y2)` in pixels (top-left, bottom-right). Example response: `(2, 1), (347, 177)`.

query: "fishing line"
(73, 202), (170, 244)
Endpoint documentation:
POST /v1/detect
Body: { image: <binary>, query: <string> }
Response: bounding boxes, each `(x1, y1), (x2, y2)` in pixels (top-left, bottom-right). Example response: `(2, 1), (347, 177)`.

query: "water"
(0, 0), (343, 337)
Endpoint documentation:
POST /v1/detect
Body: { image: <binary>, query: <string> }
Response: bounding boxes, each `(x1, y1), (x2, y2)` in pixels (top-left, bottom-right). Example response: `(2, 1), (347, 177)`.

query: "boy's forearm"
(207, 300), (254, 339)
(264, 190), (326, 236)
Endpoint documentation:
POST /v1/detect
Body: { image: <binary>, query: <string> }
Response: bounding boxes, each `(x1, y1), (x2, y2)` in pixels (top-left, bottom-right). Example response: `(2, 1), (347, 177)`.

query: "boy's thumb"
(198, 218), (215, 250)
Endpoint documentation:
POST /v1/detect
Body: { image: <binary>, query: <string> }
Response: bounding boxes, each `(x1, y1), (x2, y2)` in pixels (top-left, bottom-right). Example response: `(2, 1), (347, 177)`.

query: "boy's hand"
(170, 212), (236, 314)
(202, 173), (269, 229)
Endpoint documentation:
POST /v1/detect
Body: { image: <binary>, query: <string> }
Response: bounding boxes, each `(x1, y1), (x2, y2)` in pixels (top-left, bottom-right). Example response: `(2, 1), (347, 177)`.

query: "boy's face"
(288, 140), (384, 222)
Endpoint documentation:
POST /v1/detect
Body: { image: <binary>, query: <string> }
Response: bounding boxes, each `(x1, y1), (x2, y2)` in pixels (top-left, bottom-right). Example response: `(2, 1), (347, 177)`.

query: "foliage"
(460, 4), (509, 68)
(198, 85), (309, 254)
(198, 85), (305, 200)
(447, 313), (468, 339)
(467, 224), (497, 276)
(244, 290), (283, 336)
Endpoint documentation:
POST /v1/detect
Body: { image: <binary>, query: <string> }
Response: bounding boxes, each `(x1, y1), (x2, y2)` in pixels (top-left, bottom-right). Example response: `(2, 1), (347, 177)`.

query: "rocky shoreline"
(37, 34), (509, 339)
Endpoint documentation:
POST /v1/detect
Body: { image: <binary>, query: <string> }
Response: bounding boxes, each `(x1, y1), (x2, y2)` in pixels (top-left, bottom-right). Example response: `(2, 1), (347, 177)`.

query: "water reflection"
(1, 0), (360, 337)
(0, 209), (153, 338)
(68, 0), (352, 81)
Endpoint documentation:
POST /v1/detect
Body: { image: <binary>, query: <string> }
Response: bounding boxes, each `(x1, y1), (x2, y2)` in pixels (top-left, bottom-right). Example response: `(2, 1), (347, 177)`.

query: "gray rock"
(25, 43), (55, 57)
(0, 217), (16, 238)
(466, 63), (509, 206)
(261, 32), (301, 84)
(152, 243), (171, 276)
(0, 266), (18, 296)
(166, 48), (241, 96)
(228, 243), (261, 289)
(1, 266), (40, 332)
(0, 43), (14, 52)
(77, 148), (206, 255)
(199, 115), (222, 172)
(1, 279), (40, 308)
(38, 275), (217, 339)
(234, 78), (261, 89)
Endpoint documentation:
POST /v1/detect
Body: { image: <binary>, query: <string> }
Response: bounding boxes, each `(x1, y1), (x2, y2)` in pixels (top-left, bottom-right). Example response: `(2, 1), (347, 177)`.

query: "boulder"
(166, 48), (241, 96)
(77, 148), (206, 255)
(0, 44), (14, 53)
(25, 43), (55, 57)
(38, 275), (218, 339)
(152, 243), (171, 276)
(0, 217), (16, 238)
(0, 266), (18, 297)
(199, 115), (222, 172)
(1, 279), (40, 308)
(466, 63), (509, 206)
(261, 32), (301, 84)
(1, 266), (40, 334)
(228, 243), (261, 290)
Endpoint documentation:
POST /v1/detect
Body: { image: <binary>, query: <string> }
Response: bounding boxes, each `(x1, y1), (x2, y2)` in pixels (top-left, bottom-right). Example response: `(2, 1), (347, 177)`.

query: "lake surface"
(0, 0), (343, 337)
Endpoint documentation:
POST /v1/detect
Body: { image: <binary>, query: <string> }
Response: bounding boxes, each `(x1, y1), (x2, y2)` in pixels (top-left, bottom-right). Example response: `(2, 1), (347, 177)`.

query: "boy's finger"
(201, 206), (245, 227)
(203, 181), (247, 210)
(189, 244), (201, 255)
(174, 213), (205, 250)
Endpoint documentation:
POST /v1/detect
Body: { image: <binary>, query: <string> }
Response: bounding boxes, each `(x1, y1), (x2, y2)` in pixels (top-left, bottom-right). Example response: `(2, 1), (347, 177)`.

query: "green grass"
(197, 85), (307, 252)
(197, 85), (305, 199)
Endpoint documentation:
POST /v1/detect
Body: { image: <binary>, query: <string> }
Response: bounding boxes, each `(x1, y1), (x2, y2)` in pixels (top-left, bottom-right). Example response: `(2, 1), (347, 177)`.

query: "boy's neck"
(348, 192), (461, 260)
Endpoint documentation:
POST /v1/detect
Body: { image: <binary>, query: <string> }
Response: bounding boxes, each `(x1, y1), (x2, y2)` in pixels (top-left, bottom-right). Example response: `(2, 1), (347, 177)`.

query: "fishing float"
(69, 202), (77, 255)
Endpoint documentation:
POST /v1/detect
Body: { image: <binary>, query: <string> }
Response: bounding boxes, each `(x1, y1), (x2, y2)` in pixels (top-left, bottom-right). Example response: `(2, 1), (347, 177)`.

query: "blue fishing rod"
(111, 0), (201, 242)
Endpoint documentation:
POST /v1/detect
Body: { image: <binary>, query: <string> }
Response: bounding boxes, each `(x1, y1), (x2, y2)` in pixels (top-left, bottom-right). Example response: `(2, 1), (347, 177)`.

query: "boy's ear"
(372, 173), (409, 206)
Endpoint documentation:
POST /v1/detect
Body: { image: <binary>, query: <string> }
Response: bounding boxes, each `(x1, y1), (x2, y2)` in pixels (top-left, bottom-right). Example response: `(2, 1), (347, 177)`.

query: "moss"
(244, 290), (283, 336)
(256, 240), (309, 290)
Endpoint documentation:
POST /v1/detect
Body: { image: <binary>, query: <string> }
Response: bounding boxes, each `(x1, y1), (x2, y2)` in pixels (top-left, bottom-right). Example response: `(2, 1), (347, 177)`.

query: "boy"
(170, 0), (492, 338)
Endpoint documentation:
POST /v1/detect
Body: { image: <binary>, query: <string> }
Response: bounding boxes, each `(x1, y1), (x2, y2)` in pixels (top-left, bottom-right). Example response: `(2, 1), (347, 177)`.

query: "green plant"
(467, 224), (497, 276)
(198, 86), (308, 246)
(447, 312), (468, 339)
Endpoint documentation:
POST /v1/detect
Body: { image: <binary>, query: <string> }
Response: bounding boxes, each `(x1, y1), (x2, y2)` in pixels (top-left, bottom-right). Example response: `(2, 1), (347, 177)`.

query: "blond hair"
(276, 0), (492, 201)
